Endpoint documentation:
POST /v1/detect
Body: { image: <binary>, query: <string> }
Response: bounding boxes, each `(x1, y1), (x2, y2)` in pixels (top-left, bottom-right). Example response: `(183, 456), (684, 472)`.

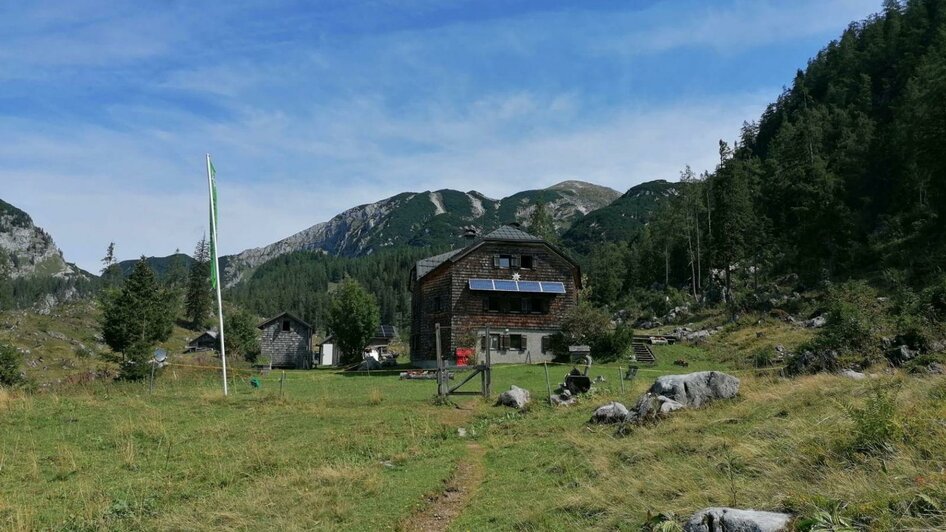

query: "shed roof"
(257, 311), (312, 330)
(187, 330), (218, 344)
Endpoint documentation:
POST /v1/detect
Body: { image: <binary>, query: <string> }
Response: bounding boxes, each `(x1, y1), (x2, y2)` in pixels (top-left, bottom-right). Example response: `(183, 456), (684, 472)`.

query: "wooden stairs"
(632, 341), (656, 364)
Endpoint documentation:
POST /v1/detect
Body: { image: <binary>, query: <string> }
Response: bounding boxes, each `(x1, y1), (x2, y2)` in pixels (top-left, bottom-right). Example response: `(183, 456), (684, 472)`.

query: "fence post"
(435, 323), (444, 398)
(619, 367), (625, 394)
(280, 371), (286, 398)
(484, 326), (491, 397)
(149, 360), (156, 395)
(544, 362), (552, 406)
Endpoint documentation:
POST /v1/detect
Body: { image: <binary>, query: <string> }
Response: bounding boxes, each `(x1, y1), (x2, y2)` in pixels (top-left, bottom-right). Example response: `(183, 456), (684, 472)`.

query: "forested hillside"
(589, 0), (946, 310)
(562, 179), (676, 254)
(227, 247), (439, 334)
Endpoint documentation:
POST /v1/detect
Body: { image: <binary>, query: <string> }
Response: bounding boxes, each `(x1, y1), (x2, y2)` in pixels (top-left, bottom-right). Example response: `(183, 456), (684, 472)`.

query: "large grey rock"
(805, 315), (826, 328)
(589, 402), (629, 424)
(626, 393), (685, 423)
(838, 369), (866, 380)
(649, 371), (740, 408)
(886, 344), (918, 366)
(496, 385), (530, 409)
(684, 507), (792, 532)
(551, 388), (576, 406)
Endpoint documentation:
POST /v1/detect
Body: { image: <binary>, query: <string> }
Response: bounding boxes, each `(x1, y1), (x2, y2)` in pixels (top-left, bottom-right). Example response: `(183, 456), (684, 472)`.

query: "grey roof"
(482, 225), (542, 242)
(414, 249), (463, 279)
(187, 330), (218, 344)
(413, 224), (573, 284)
(257, 311), (312, 330)
(376, 325), (397, 338)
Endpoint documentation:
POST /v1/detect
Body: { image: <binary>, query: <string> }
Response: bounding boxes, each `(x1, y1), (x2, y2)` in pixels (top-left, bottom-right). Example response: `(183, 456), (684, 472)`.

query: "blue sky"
(0, 0), (880, 272)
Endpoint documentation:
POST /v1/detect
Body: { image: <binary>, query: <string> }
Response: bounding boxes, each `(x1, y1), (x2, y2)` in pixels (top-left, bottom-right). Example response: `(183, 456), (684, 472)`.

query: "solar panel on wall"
(468, 279), (567, 294)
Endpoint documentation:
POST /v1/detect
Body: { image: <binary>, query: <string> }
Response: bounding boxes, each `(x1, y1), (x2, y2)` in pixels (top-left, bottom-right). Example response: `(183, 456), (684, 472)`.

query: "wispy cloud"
(0, 0), (881, 272)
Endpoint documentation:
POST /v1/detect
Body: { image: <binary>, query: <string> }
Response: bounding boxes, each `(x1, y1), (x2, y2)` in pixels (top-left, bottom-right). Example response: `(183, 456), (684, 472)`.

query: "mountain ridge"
(221, 180), (621, 286)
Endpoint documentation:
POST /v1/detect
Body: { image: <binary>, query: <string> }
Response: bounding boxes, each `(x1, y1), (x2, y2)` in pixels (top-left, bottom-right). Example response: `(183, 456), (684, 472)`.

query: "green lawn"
(1, 348), (945, 530)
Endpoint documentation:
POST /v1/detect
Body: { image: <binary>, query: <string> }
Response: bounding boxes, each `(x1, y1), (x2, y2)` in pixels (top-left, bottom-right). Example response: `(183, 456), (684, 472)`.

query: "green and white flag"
(208, 159), (220, 289)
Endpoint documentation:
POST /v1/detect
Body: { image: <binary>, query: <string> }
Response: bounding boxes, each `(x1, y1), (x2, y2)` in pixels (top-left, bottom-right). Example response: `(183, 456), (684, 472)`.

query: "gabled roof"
(187, 330), (218, 344)
(414, 249), (463, 279)
(411, 224), (582, 287)
(481, 225), (544, 242)
(257, 311), (312, 330)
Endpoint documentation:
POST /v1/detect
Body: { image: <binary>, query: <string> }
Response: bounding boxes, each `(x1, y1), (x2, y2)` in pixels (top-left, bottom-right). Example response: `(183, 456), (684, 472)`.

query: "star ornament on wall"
(512, 272), (521, 281)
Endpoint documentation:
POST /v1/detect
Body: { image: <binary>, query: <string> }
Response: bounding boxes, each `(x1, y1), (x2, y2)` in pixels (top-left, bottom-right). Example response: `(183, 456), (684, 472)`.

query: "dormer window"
(282, 320), (291, 332)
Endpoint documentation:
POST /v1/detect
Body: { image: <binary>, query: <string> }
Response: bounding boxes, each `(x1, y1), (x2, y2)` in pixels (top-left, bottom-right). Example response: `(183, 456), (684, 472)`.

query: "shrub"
(753, 349), (773, 368)
(844, 385), (902, 455)
(0, 343), (25, 387)
(811, 280), (887, 366)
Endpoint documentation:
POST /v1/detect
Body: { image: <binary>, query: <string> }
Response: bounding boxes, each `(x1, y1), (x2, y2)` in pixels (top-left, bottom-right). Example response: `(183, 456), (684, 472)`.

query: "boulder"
(589, 402), (629, 424)
(886, 344), (918, 366)
(496, 385), (530, 409)
(626, 393), (685, 423)
(649, 371), (740, 408)
(839, 369), (866, 380)
(684, 507), (792, 532)
(551, 389), (576, 406)
(805, 315), (826, 328)
(929, 362), (946, 375)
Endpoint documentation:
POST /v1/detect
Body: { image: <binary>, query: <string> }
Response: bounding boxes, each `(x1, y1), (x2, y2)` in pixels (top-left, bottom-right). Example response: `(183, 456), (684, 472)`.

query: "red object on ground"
(455, 348), (473, 366)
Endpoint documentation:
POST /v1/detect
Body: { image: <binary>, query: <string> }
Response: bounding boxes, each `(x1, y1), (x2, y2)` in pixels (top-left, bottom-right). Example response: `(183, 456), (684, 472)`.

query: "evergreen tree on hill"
(99, 258), (174, 380)
(185, 237), (212, 330)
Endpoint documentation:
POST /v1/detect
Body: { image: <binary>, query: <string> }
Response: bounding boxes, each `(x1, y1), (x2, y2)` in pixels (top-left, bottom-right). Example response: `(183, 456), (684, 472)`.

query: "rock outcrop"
(648, 371), (740, 408)
(683, 507), (792, 532)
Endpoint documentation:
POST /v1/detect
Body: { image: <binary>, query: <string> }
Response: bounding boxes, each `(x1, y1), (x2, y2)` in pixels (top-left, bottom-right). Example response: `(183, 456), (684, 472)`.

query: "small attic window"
(282, 320), (291, 332)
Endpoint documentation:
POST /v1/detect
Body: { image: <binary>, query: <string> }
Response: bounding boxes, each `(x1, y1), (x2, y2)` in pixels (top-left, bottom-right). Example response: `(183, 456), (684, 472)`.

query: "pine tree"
(100, 242), (121, 287)
(528, 202), (559, 244)
(99, 258), (174, 380)
(185, 237), (212, 330)
(326, 278), (380, 365)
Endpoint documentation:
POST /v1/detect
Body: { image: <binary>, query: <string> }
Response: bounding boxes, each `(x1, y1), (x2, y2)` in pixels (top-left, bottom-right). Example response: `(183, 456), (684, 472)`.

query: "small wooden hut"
(257, 312), (313, 369)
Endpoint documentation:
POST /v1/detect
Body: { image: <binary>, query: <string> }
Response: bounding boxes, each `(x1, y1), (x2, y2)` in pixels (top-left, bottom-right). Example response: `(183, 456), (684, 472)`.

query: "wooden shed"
(185, 331), (219, 353)
(257, 312), (313, 369)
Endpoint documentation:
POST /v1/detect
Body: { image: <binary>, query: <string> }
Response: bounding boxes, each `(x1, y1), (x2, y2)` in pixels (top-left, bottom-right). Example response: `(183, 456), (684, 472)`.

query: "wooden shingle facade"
(257, 312), (313, 369)
(409, 225), (581, 367)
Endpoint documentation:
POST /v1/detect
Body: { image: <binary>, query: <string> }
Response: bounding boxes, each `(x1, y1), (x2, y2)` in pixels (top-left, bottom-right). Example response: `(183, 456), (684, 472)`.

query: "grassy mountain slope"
(222, 181), (619, 286)
(562, 179), (676, 253)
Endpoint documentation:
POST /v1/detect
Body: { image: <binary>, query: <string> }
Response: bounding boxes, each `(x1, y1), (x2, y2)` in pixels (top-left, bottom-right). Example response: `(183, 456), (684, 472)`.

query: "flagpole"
(207, 153), (229, 396)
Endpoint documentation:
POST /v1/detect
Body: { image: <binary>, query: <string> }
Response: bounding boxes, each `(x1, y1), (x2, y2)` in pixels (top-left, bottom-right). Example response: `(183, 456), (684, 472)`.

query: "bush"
(810, 280), (887, 366)
(0, 343), (25, 387)
(844, 385), (902, 455)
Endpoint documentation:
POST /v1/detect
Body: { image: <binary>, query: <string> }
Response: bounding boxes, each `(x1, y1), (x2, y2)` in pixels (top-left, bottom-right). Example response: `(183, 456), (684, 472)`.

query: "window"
(493, 254), (512, 269)
(541, 335), (551, 353)
(520, 255), (534, 269)
(480, 334), (501, 351)
(282, 320), (291, 332)
(433, 296), (443, 312)
(508, 334), (526, 351)
(484, 296), (549, 314)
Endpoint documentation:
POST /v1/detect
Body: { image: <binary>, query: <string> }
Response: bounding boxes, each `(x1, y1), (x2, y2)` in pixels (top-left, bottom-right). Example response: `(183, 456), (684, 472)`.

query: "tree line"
(585, 0), (946, 315)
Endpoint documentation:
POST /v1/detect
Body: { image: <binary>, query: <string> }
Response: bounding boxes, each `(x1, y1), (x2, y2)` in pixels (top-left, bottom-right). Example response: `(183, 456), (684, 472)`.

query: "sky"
(0, 0), (881, 272)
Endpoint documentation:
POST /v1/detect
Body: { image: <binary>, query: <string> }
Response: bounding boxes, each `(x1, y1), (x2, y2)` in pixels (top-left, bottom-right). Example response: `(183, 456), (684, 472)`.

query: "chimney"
(461, 226), (479, 239)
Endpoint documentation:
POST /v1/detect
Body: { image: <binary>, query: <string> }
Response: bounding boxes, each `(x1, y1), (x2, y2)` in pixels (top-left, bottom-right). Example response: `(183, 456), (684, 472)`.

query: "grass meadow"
(0, 342), (944, 530)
